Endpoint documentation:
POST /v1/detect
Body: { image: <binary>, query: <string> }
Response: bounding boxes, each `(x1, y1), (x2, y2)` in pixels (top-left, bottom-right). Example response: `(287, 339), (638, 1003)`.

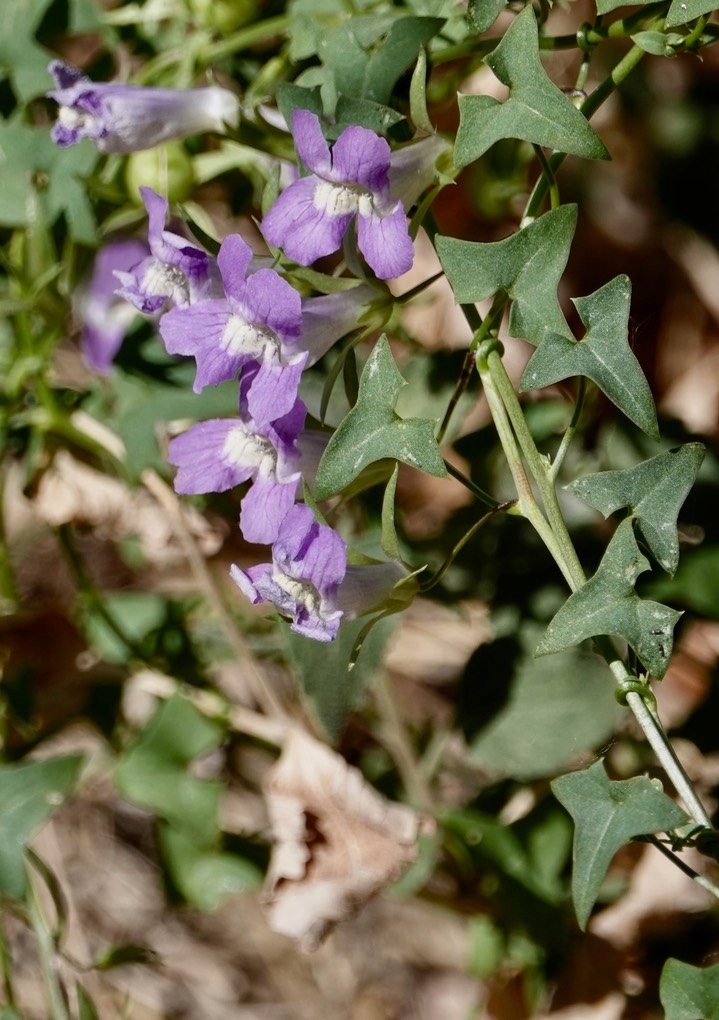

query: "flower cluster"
(51, 64), (432, 638)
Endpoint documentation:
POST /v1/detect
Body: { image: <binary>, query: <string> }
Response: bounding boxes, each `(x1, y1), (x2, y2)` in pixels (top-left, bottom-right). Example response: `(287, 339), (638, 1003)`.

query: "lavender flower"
(168, 364), (306, 545)
(158, 232), (306, 423)
(114, 187), (218, 315)
(76, 238), (148, 373)
(48, 60), (239, 154)
(231, 503), (347, 642)
(261, 110), (414, 280)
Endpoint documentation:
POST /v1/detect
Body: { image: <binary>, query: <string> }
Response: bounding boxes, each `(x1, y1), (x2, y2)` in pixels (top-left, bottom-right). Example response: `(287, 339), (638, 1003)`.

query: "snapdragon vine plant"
(2, 0), (719, 1014)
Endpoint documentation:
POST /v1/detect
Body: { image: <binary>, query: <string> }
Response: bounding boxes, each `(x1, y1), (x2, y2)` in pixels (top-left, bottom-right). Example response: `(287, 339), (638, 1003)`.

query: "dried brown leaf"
(263, 729), (432, 951)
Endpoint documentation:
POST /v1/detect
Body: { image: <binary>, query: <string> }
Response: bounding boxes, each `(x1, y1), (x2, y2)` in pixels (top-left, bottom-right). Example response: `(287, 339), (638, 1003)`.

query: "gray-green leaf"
(567, 444), (705, 575)
(437, 204), (577, 346)
(0, 756), (83, 899)
(455, 6), (608, 167)
(552, 759), (688, 929)
(660, 958), (719, 1019)
(536, 519), (682, 679)
(314, 335), (447, 500)
(520, 275), (658, 438)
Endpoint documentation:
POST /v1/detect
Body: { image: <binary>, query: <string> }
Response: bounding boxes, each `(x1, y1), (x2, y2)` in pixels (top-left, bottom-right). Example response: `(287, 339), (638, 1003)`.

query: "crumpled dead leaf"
(34, 450), (223, 564)
(263, 729), (433, 951)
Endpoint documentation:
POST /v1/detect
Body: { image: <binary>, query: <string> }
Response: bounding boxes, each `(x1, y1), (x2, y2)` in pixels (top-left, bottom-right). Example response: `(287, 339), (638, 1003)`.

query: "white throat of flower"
(142, 261), (190, 305)
(313, 179), (386, 220)
(273, 571), (326, 618)
(222, 427), (278, 477)
(222, 315), (281, 360)
(58, 104), (100, 135)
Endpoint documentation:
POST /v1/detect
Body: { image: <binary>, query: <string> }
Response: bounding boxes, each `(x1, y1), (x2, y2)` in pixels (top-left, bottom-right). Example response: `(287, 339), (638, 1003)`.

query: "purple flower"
(158, 232), (306, 423)
(168, 365), (306, 545)
(300, 284), (378, 366)
(48, 60), (239, 154)
(261, 110), (414, 280)
(114, 187), (218, 315)
(231, 503), (347, 642)
(76, 238), (148, 373)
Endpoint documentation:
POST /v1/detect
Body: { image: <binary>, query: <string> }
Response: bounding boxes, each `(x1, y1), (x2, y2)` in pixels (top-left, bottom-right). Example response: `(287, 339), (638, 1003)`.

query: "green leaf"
(0, 756), (83, 899)
(666, 0), (718, 27)
(158, 824), (263, 911)
(314, 335), (447, 500)
(115, 696), (225, 842)
(567, 444), (705, 575)
(454, 7), (608, 168)
(0, 121), (98, 243)
(76, 985), (100, 1020)
(465, 626), (621, 781)
(361, 16), (444, 106)
(520, 275), (659, 438)
(596, 0), (654, 12)
(437, 205), (577, 345)
(83, 591), (167, 665)
(381, 464), (402, 560)
(631, 30), (684, 56)
(660, 958), (719, 1019)
(0, 0), (55, 100)
(467, 0), (507, 33)
(284, 614), (396, 743)
(552, 759), (688, 929)
(536, 519), (682, 679)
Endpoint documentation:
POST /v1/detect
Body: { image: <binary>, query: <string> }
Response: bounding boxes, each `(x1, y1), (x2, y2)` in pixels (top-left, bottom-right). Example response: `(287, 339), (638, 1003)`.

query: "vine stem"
(27, 875), (70, 1020)
(480, 347), (713, 830)
(644, 834), (719, 899)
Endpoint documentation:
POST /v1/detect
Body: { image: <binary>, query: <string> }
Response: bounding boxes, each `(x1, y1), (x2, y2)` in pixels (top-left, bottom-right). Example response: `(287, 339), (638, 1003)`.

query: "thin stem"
(524, 43), (647, 220)
(0, 459), (19, 608)
(374, 668), (433, 812)
(532, 144), (560, 210)
(437, 350), (475, 445)
(0, 914), (17, 1010)
(201, 14), (292, 63)
(550, 378), (586, 482)
(643, 834), (719, 899)
(27, 875), (70, 1020)
(420, 500), (516, 592)
(443, 459), (499, 509)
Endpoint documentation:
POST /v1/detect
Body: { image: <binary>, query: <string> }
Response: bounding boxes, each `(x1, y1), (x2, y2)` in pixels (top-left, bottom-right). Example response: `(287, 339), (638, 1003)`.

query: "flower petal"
(217, 233), (253, 303)
(262, 177), (350, 266)
(357, 203), (414, 279)
(331, 125), (391, 193)
(292, 109), (332, 177)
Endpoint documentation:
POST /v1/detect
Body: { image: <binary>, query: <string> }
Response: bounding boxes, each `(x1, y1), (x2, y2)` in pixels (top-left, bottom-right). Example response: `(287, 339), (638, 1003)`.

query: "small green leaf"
(76, 984), (101, 1020)
(537, 519), (682, 678)
(567, 444), (705, 575)
(362, 17), (445, 106)
(314, 336), (447, 500)
(0, 756), (83, 899)
(660, 958), (719, 1019)
(552, 759), (688, 929)
(0, 121), (98, 243)
(158, 824), (263, 911)
(666, 0), (718, 26)
(631, 30), (683, 56)
(409, 48), (434, 135)
(521, 275), (658, 438)
(437, 205), (577, 346)
(455, 7), (608, 167)
(115, 697), (225, 842)
(381, 464), (402, 561)
(467, 0), (507, 33)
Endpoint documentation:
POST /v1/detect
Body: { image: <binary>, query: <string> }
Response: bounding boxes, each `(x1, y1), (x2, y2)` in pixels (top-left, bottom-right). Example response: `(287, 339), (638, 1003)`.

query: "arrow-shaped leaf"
(552, 759), (688, 929)
(665, 0), (717, 26)
(536, 519), (682, 679)
(660, 958), (719, 1019)
(314, 336), (447, 500)
(437, 205), (577, 346)
(455, 6), (609, 168)
(0, 755), (83, 899)
(520, 275), (658, 438)
(567, 444), (705, 575)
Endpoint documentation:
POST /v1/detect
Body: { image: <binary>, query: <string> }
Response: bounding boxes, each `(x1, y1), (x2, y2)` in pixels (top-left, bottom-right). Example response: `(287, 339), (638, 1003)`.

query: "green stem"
(479, 346), (713, 830)
(27, 876), (70, 1020)
(525, 43), (647, 220)
(0, 913), (17, 1010)
(550, 378), (585, 482)
(436, 350), (475, 445)
(643, 834), (719, 898)
(201, 14), (292, 63)
(0, 458), (19, 608)
(420, 501), (515, 593)
(444, 459), (499, 509)
(532, 144), (560, 210)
